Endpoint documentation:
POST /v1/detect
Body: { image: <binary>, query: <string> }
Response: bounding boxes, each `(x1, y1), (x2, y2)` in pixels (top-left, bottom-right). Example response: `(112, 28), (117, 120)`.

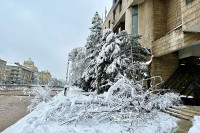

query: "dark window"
(119, 1), (122, 12)
(113, 10), (116, 22)
(186, 0), (193, 4)
(132, 6), (138, 35)
(108, 20), (111, 28)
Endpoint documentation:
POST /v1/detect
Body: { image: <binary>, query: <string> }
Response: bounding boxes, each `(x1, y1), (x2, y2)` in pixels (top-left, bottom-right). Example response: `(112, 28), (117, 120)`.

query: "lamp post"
(66, 59), (70, 84)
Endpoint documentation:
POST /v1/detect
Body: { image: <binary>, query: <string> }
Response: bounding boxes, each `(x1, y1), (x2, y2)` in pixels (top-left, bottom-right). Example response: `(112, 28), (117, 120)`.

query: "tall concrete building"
(104, 0), (200, 98)
(0, 59), (7, 84)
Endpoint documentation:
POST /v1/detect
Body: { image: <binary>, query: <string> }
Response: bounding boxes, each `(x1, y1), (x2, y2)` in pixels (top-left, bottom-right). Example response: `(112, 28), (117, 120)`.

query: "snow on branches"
(35, 77), (180, 132)
(28, 85), (52, 112)
(68, 47), (86, 86)
(69, 12), (150, 93)
(92, 30), (150, 93)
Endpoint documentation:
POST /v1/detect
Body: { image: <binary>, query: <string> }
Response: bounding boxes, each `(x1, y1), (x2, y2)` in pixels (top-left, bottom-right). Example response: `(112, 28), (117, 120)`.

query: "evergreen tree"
(116, 31), (149, 81)
(85, 12), (103, 60)
(94, 30), (150, 93)
(94, 29), (120, 93)
(81, 12), (103, 91)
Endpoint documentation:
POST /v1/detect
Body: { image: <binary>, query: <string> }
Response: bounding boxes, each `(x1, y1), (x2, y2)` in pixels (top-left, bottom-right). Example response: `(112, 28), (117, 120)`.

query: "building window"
(119, 1), (122, 13)
(132, 5), (138, 35)
(108, 20), (111, 28)
(186, 0), (193, 4)
(113, 9), (116, 22)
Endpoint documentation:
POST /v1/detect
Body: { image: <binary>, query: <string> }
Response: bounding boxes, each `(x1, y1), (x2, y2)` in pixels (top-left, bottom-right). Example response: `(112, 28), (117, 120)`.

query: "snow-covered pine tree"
(81, 12), (103, 91)
(85, 12), (103, 60)
(93, 30), (150, 93)
(94, 29), (121, 93)
(116, 31), (150, 81)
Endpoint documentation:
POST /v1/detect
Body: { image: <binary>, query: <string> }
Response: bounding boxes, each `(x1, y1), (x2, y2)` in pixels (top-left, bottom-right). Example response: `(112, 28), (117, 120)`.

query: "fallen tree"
(35, 76), (180, 132)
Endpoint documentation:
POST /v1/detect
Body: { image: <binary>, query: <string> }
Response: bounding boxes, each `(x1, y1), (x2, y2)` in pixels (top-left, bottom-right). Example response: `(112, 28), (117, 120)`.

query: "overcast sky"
(0, 0), (112, 80)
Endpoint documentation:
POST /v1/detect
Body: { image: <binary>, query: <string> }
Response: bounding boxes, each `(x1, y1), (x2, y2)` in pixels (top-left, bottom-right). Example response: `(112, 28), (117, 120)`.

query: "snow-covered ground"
(3, 87), (180, 133)
(0, 87), (29, 91)
(188, 116), (200, 133)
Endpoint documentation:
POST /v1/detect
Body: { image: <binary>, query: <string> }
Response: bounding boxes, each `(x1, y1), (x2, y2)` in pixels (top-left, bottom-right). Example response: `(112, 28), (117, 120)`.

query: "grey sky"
(0, 0), (112, 80)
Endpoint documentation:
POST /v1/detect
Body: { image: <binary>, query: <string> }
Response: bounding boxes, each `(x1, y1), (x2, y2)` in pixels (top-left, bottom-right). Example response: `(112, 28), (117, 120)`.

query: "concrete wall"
(152, 27), (184, 57)
(181, 0), (200, 31)
(125, 7), (132, 34)
(151, 52), (179, 87)
(153, 0), (167, 39)
(166, 0), (182, 32)
(138, 0), (154, 49)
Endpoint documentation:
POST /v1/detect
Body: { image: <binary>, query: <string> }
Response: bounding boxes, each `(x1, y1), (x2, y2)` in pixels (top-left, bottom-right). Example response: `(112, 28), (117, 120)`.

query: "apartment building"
(15, 63), (34, 84)
(6, 63), (21, 84)
(0, 59), (7, 84)
(39, 71), (52, 85)
(104, 0), (200, 98)
(23, 59), (38, 72)
(6, 63), (33, 84)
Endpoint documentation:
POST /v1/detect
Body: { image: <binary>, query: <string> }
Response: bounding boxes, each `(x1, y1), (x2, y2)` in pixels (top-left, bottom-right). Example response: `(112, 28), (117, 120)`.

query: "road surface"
(0, 95), (30, 132)
(0, 88), (63, 132)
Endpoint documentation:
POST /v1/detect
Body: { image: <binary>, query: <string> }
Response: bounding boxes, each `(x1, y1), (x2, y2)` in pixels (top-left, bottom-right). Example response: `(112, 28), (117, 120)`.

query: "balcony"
(128, 0), (145, 7)
(152, 27), (184, 57)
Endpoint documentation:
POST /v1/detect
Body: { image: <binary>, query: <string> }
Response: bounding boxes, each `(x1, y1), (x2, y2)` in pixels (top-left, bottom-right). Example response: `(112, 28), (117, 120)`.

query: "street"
(0, 95), (30, 132)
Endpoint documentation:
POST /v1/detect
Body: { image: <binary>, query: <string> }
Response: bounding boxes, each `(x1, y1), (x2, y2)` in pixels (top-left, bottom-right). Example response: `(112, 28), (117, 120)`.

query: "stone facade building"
(104, 0), (200, 98)
(23, 59), (38, 72)
(0, 59), (7, 84)
(39, 71), (52, 85)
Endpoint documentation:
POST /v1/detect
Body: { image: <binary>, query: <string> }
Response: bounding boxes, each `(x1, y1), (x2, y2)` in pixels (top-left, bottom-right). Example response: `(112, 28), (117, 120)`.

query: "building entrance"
(162, 57), (200, 105)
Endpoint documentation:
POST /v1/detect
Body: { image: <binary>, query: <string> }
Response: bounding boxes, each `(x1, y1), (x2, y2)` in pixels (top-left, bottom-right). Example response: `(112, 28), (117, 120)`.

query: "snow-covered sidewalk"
(188, 116), (200, 133)
(3, 87), (179, 133)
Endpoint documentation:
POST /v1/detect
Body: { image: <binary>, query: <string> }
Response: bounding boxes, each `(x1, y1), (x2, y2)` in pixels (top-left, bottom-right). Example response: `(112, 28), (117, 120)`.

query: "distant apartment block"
(23, 59), (38, 72)
(39, 71), (52, 85)
(6, 63), (33, 84)
(0, 59), (7, 84)
(104, 0), (200, 98)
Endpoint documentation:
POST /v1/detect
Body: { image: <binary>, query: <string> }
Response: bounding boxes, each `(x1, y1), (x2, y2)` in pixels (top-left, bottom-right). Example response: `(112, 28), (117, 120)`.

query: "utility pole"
(66, 59), (70, 84)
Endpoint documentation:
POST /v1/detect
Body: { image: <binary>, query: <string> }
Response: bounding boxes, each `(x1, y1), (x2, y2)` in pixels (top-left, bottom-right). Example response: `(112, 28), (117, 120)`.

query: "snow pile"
(0, 87), (29, 92)
(4, 77), (181, 133)
(189, 116), (200, 133)
(104, 78), (180, 113)
(27, 86), (52, 112)
(3, 86), (179, 133)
